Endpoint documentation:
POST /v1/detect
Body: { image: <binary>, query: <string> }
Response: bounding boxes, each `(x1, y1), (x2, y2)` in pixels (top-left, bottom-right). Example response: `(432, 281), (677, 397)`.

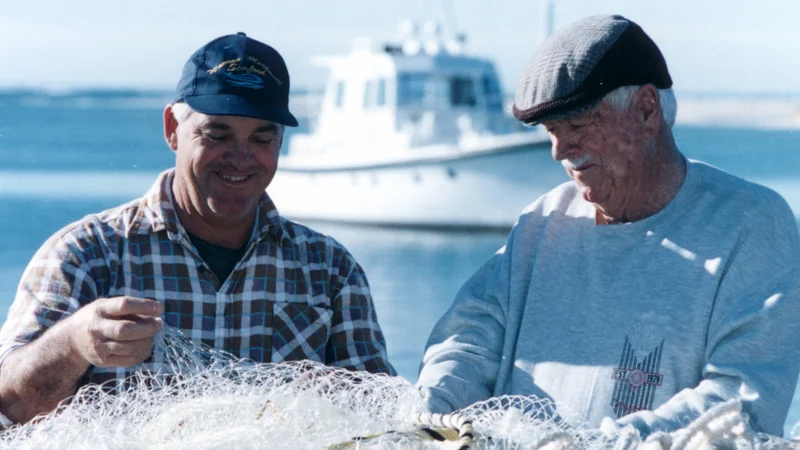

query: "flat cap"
(512, 15), (672, 125)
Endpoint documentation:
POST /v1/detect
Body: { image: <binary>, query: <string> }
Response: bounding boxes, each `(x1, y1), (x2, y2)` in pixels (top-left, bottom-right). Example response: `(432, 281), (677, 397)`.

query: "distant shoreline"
(2, 86), (799, 98)
(675, 97), (800, 129)
(1, 88), (798, 129)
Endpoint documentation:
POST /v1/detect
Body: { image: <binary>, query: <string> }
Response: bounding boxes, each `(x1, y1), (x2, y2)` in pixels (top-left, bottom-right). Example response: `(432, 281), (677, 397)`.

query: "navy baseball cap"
(174, 32), (299, 127)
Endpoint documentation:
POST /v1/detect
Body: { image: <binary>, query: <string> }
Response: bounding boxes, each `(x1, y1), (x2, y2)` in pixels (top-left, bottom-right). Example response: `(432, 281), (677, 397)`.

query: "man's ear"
(164, 105), (179, 151)
(633, 84), (662, 139)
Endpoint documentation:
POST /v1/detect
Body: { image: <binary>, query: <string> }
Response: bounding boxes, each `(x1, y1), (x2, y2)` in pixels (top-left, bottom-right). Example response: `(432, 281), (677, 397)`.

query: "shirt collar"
(130, 169), (287, 243)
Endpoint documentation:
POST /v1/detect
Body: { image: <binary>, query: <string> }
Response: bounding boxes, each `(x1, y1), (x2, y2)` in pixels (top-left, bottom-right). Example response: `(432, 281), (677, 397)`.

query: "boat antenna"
(442, 0), (459, 38)
(542, 0), (555, 44)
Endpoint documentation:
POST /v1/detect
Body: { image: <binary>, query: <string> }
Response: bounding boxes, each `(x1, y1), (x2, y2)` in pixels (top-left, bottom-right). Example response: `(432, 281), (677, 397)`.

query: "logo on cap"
(207, 56), (284, 90)
(223, 72), (263, 89)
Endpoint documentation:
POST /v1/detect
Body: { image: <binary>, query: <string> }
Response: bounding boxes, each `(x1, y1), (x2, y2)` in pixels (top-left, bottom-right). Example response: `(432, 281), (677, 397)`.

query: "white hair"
(603, 85), (677, 128)
(171, 102), (194, 124)
(169, 102), (285, 137)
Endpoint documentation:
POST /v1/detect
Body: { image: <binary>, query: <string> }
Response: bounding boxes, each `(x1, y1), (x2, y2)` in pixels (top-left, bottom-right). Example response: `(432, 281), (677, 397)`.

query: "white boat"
(268, 21), (567, 231)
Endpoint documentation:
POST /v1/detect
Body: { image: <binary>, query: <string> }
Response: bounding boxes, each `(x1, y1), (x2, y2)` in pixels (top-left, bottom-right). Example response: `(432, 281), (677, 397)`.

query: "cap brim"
(513, 94), (604, 126)
(183, 94), (299, 127)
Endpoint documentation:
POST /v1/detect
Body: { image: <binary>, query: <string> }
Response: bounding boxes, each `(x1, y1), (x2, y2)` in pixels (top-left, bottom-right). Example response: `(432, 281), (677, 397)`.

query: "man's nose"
(226, 139), (255, 164)
(550, 134), (578, 161)
(231, 138), (254, 155)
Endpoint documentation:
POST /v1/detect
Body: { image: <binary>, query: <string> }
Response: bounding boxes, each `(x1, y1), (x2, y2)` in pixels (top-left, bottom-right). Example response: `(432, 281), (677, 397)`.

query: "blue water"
(0, 100), (798, 434)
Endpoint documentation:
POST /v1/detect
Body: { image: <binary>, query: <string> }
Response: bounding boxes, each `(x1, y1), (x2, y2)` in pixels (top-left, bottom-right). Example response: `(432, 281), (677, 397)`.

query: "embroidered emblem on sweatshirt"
(610, 335), (665, 417)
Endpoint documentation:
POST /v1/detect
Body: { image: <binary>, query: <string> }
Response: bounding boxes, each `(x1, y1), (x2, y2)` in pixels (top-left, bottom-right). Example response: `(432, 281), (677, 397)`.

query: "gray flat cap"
(513, 15), (672, 125)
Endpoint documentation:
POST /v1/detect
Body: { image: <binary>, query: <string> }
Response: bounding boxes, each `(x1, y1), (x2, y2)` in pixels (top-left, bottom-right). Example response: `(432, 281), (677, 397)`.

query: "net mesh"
(0, 327), (795, 450)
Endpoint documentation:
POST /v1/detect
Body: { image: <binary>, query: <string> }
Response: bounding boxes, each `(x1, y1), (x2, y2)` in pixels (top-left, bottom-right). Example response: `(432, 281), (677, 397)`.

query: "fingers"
(96, 337), (156, 368)
(96, 315), (163, 342)
(95, 297), (164, 319)
(82, 319), (160, 367)
(96, 356), (140, 368)
(68, 296), (165, 368)
(96, 353), (151, 368)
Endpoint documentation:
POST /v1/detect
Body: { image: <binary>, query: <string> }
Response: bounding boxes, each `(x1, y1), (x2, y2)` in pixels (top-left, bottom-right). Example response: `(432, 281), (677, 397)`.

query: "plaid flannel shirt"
(0, 170), (396, 390)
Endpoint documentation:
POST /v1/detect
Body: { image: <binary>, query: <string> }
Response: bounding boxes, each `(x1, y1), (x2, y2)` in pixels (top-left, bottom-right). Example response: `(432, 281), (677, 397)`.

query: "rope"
(327, 411), (475, 450)
(668, 400), (749, 450)
(413, 412), (475, 449)
(529, 431), (575, 449)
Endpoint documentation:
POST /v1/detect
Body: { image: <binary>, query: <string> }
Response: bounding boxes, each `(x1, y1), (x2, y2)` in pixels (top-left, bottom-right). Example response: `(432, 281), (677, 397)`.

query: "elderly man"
(417, 15), (800, 438)
(0, 33), (395, 426)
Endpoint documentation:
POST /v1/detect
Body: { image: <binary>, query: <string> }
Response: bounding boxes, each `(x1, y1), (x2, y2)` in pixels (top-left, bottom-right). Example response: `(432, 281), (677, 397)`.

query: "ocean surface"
(0, 97), (799, 435)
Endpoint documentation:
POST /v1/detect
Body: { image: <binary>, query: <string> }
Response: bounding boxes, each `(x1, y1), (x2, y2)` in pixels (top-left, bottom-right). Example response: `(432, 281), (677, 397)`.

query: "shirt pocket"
(270, 302), (333, 364)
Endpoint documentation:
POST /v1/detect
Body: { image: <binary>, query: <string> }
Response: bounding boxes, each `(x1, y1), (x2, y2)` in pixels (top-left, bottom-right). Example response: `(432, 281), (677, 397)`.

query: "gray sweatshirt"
(417, 159), (800, 437)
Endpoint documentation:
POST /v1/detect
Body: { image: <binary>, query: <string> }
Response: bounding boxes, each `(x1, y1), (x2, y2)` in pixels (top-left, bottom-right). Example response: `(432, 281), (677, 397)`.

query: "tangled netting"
(0, 327), (797, 450)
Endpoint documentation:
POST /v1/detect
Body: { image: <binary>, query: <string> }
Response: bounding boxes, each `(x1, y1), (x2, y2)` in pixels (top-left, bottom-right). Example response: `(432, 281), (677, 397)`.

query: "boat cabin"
(287, 22), (519, 160)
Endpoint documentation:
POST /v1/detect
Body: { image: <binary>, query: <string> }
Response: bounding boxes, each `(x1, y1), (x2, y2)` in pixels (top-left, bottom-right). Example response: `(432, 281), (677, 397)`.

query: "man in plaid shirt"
(0, 33), (395, 426)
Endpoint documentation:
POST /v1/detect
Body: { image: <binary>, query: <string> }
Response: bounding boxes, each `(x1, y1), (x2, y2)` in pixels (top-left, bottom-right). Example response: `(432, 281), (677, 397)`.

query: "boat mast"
(442, 0), (459, 38)
(542, 0), (555, 44)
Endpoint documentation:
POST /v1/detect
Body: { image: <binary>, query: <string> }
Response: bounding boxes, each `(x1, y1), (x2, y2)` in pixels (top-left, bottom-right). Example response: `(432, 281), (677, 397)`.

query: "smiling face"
(543, 97), (654, 217)
(165, 106), (283, 232)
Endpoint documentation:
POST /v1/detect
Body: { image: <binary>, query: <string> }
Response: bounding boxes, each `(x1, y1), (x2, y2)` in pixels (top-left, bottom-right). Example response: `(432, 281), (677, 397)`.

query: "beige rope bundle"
(327, 412), (475, 449)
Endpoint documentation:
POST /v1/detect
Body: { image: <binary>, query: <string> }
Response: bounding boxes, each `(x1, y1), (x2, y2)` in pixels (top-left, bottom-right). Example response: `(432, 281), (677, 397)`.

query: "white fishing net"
(0, 328), (795, 450)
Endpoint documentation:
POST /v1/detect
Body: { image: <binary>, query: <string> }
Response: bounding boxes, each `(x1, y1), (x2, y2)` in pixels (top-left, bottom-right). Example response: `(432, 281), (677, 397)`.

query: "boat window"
(450, 76), (477, 107)
(363, 81), (373, 108)
(397, 73), (449, 108)
(482, 74), (503, 110)
(376, 79), (386, 106)
(363, 80), (387, 108)
(335, 81), (346, 107)
(397, 73), (430, 107)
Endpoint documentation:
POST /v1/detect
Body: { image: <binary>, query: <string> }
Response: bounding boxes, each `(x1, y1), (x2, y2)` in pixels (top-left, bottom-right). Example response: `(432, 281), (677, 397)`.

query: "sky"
(1, 0), (798, 94)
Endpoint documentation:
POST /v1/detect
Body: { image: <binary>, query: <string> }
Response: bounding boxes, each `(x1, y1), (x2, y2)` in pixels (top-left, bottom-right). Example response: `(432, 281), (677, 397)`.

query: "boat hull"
(268, 141), (567, 231)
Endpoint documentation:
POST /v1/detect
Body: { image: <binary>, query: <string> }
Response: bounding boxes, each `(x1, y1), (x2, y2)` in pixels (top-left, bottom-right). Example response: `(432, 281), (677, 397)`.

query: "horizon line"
(1, 86), (800, 99)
